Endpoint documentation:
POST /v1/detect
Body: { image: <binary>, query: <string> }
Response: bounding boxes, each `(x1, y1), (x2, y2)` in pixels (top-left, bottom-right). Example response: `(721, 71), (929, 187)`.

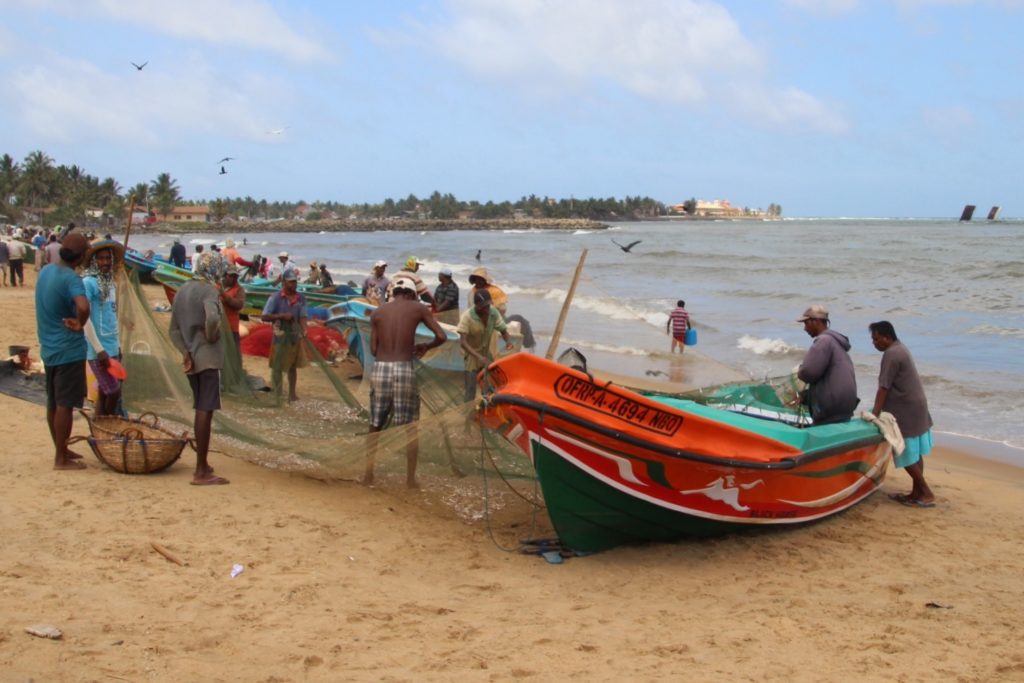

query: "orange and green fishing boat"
(478, 353), (891, 552)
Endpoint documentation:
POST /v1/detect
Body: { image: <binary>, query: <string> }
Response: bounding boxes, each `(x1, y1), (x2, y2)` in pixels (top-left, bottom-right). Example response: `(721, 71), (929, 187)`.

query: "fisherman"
(261, 267), (308, 402)
(869, 321), (936, 507)
(457, 289), (514, 402)
(269, 251), (294, 285)
(169, 237), (187, 268)
(35, 232), (91, 470)
(467, 267), (507, 315)
(386, 256), (434, 306)
(81, 239), (126, 416)
(796, 305), (858, 424)
(362, 260), (390, 305)
(363, 277), (447, 488)
(219, 263), (246, 357)
(169, 252), (230, 485)
(433, 267), (460, 325)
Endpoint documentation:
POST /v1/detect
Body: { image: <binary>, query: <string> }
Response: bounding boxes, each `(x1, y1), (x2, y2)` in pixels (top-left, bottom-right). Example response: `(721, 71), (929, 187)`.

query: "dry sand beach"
(2, 268), (1024, 682)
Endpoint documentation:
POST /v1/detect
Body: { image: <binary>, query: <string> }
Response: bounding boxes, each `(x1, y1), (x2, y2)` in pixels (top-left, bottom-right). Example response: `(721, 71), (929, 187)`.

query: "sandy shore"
(2, 267), (1024, 682)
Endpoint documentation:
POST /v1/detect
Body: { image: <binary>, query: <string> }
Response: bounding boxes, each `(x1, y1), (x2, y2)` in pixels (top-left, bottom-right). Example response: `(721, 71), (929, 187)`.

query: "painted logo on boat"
(554, 373), (683, 436)
(680, 476), (764, 512)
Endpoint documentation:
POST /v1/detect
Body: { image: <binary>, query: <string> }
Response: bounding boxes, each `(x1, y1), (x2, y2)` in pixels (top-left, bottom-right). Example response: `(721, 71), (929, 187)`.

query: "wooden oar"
(545, 248), (587, 360)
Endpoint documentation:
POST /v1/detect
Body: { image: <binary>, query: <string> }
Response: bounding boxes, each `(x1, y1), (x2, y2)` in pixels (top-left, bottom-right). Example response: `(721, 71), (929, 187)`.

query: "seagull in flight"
(612, 239), (642, 253)
(218, 157), (235, 164)
(131, 61), (148, 71)
(219, 166), (228, 175)
(267, 126), (290, 135)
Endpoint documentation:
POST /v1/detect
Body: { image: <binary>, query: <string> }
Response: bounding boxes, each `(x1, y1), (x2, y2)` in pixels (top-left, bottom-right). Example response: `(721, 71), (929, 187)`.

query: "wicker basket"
(73, 410), (192, 474)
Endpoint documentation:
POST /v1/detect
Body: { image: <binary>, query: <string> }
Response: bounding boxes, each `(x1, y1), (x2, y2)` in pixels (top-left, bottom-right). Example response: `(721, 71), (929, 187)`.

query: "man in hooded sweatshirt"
(796, 304), (858, 424)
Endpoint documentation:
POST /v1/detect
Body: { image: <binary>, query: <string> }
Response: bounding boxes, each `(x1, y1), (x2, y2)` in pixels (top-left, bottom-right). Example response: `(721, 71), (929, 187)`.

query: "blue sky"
(1, 0), (1021, 217)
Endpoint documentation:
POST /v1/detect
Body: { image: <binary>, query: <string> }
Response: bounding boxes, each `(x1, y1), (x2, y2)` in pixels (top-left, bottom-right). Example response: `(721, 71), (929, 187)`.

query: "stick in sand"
(545, 248), (588, 360)
(150, 541), (187, 566)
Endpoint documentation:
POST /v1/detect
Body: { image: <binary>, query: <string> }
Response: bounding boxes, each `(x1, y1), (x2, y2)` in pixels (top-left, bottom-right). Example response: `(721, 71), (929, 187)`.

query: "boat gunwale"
(486, 394), (883, 471)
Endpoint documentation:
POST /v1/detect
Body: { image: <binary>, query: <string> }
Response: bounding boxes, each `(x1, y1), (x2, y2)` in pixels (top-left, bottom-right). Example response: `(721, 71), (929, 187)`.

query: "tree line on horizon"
(0, 149), (776, 226)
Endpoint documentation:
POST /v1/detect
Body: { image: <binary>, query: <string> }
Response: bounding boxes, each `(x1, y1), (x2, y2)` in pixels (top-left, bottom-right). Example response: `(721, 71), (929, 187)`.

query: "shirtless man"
(363, 277), (447, 488)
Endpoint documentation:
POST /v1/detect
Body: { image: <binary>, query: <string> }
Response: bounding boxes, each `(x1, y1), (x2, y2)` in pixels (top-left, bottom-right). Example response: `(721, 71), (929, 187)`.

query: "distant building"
(155, 206), (211, 223)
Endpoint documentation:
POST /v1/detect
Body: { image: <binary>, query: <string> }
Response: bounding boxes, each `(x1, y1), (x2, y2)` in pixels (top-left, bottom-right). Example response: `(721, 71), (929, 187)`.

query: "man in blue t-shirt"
(261, 267), (308, 402)
(35, 232), (91, 470)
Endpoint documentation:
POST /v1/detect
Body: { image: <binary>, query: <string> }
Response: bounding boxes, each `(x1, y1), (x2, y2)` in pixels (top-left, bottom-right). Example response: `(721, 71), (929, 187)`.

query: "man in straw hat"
(81, 239), (126, 416)
(169, 252), (229, 485)
(363, 276), (447, 488)
(796, 304), (858, 425)
(35, 231), (91, 470)
(467, 266), (507, 315)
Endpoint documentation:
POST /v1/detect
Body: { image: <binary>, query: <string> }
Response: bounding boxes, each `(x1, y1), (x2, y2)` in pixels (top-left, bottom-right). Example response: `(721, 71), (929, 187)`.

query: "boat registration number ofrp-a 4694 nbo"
(554, 374), (683, 436)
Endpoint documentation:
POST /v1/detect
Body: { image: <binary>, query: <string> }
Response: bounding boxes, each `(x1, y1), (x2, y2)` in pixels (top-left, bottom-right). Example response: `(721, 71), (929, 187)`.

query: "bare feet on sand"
(191, 466), (229, 486)
(54, 459), (87, 470)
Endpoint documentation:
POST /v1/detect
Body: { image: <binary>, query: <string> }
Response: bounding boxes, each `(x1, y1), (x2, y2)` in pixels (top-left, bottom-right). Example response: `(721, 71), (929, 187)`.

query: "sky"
(1, 0), (1022, 217)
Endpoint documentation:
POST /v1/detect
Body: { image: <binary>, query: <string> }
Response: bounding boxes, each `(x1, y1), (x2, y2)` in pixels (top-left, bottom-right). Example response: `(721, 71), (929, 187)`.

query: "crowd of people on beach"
(7, 222), (934, 503)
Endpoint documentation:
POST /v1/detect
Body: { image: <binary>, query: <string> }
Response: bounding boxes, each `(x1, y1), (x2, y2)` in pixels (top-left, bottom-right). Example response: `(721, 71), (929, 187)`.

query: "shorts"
(45, 360), (87, 410)
(269, 336), (308, 371)
(893, 429), (933, 469)
(88, 357), (121, 396)
(369, 361), (419, 429)
(188, 368), (222, 411)
(672, 334), (685, 343)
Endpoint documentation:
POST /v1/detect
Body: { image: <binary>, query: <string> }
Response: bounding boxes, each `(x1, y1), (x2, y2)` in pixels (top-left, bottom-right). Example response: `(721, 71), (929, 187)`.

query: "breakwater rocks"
(154, 217), (608, 234)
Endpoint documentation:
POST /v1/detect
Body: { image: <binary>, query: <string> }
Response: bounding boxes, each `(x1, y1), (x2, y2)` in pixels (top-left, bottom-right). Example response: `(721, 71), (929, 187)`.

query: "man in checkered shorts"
(363, 278), (447, 488)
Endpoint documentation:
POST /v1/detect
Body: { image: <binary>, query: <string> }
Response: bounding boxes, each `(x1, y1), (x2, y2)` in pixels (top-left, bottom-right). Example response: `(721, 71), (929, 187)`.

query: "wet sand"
(2, 267), (1023, 681)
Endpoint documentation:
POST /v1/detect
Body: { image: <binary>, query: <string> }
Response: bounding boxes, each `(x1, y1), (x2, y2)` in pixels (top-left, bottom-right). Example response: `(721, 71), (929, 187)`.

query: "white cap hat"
(278, 251), (289, 258)
(797, 304), (830, 323)
(373, 260), (387, 268)
(392, 277), (416, 293)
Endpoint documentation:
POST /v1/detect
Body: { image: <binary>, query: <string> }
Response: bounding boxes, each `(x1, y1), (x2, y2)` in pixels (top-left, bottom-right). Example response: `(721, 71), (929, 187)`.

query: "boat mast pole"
(545, 248), (588, 360)
(122, 195), (137, 249)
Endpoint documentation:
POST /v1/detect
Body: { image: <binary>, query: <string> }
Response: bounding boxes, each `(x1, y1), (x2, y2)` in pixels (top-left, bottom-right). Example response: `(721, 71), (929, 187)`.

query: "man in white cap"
(363, 276), (447, 488)
(433, 267), (460, 325)
(796, 304), (858, 424)
(270, 250), (294, 286)
(363, 260), (389, 305)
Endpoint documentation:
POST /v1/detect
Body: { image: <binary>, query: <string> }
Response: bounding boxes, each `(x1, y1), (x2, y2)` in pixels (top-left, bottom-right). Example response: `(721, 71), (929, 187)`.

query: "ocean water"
(126, 218), (1024, 463)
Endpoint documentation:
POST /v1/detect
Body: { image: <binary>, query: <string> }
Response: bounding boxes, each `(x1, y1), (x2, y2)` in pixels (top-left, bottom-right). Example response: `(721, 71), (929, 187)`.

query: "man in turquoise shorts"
(870, 320), (935, 507)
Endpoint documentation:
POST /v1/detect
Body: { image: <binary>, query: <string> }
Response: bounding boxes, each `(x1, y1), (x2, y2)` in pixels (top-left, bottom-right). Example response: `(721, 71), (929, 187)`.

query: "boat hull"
(480, 354), (890, 552)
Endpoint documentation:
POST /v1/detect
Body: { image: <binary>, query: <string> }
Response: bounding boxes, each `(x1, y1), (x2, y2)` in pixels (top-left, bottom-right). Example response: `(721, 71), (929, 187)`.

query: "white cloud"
(403, 0), (847, 132)
(8, 55), (290, 146)
(11, 0), (332, 62)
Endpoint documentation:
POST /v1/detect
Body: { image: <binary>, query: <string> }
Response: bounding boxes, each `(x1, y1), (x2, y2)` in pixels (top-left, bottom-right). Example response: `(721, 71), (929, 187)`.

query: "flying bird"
(131, 61), (148, 71)
(219, 166), (228, 175)
(218, 157), (235, 164)
(266, 126), (290, 135)
(612, 239), (642, 253)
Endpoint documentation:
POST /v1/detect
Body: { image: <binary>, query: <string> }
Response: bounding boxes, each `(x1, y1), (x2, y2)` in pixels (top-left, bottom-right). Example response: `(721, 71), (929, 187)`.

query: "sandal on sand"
(899, 497), (935, 508)
(191, 475), (230, 486)
(888, 493), (913, 503)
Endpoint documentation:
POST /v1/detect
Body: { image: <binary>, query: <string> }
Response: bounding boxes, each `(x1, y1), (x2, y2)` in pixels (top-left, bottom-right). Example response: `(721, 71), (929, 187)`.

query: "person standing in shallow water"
(869, 321), (936, 507)
(667, 300), (690, 354)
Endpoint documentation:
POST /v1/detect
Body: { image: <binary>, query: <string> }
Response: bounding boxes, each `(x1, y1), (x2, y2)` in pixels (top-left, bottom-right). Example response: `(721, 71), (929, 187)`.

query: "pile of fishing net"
(240, 322), (348, 360)
(111, 270), (548, 544)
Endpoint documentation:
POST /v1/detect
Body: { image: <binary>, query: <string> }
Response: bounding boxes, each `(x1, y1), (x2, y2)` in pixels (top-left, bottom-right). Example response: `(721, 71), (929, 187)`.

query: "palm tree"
(129, 182), (149, 210)
(18, 150), (55, 209)
(149, 173), (180, 218)
(0, 154), (20, 203)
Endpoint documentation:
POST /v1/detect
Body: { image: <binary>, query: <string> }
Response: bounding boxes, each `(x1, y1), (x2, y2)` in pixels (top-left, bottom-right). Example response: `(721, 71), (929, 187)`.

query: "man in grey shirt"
(169, 253), (229, 485)
(797, 304), (859, 424)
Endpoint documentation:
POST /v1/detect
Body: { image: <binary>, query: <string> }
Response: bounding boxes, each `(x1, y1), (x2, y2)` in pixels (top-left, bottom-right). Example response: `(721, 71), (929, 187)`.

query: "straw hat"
(82, 238), (125, 266)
